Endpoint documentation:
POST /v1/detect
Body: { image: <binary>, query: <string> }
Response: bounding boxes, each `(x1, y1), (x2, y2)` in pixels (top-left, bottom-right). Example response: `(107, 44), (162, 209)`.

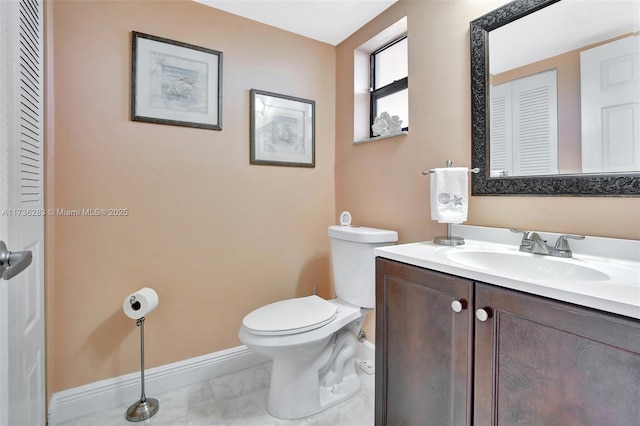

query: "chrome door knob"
(475, 308), (491, 322)
(451, 300), (465, 313)
(0, 241), (32, 280)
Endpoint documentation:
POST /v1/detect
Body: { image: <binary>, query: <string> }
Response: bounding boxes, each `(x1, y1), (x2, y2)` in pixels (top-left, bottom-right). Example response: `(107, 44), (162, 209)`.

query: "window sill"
(353, 131), (408, 145)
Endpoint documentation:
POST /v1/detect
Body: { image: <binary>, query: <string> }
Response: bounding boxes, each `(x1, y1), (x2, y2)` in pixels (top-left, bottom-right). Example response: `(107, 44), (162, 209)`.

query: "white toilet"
(238, 225), (398, 419)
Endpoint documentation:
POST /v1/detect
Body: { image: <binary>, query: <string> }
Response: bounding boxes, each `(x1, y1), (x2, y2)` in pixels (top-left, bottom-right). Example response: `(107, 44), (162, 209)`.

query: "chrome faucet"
(510, 229), (585, 258)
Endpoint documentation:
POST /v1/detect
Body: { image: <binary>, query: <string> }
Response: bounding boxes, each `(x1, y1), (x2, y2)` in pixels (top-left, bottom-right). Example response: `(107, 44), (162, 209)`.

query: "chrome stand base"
(434, 223), (465, 246)
(434, 235), (465, 246)
(126, 398), (159, 422)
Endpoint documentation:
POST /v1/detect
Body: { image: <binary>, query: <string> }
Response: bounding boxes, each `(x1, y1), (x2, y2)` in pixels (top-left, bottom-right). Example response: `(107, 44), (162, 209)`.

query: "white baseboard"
(47, 340), (375, 425)
(356, 339), (375, 364)
(47, 345), (268, 425)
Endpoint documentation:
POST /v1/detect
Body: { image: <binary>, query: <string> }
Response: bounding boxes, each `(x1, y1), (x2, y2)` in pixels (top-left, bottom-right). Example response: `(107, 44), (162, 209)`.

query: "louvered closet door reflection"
(512, 69), (558, 176)
(490, 83), (512, 176)
(491, 69), (558, 177)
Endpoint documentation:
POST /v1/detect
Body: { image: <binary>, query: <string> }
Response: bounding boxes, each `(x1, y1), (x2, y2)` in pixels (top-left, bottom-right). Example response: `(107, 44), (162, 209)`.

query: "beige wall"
(335, 0), (640, 341)
(47, 0), (335, 394)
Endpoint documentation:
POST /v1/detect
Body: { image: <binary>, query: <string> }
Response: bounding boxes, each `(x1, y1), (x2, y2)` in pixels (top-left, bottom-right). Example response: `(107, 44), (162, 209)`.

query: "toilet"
(238, 225), (398, 419)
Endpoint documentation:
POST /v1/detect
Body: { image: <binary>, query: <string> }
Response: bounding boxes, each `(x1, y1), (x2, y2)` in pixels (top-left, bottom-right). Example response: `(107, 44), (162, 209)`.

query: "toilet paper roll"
(123, 287), (159, 319)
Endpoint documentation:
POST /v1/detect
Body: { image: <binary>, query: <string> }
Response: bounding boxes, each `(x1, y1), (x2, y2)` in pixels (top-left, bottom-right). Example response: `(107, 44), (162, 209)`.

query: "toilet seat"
(242, 295), (338, 336)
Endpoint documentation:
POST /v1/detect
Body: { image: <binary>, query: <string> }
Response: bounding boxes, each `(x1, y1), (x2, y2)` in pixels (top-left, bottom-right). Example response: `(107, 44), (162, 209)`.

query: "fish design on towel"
(437, 193), (464, 206)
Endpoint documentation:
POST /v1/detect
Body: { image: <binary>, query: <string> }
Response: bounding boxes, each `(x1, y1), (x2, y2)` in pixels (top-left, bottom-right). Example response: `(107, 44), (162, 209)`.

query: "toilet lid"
(242, 295), (338, 336)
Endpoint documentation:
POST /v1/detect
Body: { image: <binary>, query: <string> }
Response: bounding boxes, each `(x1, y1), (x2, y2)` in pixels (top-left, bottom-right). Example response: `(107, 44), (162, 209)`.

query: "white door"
(0, 0), (46, 425)
(581, 35), (640, 173)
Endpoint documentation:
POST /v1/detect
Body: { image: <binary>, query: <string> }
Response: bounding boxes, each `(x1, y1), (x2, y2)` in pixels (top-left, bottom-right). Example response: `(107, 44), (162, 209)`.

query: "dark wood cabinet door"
(474, 283), (640, 426)
(375, 258), (474, 426)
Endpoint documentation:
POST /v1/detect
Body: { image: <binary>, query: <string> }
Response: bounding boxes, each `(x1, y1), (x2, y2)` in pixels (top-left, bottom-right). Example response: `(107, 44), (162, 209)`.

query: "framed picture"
(131, 31), (222, 130)
(250, 89), (315, 167)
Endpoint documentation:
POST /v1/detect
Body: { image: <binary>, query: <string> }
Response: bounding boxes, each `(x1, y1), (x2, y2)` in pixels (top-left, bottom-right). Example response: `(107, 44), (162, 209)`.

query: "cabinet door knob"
(475, 308), (491, 322)
(451, 299), (466, 313)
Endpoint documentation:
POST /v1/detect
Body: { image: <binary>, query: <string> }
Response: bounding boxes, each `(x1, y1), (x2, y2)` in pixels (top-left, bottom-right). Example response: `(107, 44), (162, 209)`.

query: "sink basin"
(375, 233), (640, 319)
(445, 250), (611, 282)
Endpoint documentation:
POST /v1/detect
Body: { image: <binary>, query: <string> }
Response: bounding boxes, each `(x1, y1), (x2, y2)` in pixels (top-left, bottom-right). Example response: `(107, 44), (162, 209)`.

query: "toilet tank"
(328, 225), (398, 308)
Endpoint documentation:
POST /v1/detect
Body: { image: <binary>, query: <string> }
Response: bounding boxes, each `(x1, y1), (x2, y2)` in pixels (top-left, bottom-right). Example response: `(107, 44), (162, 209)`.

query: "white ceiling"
(490, 0), (640, 74)
(193, 0), (398, 46)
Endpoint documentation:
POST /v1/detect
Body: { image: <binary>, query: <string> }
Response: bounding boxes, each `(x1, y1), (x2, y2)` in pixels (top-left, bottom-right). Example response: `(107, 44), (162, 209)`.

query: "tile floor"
(59, 362), (375, 426)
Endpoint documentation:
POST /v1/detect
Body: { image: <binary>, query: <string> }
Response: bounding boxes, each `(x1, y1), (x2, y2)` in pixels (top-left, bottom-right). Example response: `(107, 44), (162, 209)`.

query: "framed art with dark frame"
(250, 89), (315, 167)
(131, 31), (222, 130)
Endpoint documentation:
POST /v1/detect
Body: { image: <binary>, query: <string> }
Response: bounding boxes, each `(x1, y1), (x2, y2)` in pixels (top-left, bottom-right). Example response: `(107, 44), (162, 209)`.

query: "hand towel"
(430, 167), (469, 223)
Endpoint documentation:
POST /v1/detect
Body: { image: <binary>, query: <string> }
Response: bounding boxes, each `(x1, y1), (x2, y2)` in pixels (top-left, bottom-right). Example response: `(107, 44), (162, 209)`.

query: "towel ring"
(422, 160), (480, 175)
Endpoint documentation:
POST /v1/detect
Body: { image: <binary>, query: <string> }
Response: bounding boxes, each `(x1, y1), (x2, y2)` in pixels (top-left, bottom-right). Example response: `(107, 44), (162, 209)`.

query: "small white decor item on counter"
(123, 287), (159, 319)
(339, 211), (352, 226)
(372, 111), (403, 136)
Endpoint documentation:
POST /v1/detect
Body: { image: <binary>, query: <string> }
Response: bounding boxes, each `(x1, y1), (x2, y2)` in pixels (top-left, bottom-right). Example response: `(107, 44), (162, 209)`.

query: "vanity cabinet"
(375, 258), (640, 426)
(374, 258), (474, 425)
(474, 282), (640, 425)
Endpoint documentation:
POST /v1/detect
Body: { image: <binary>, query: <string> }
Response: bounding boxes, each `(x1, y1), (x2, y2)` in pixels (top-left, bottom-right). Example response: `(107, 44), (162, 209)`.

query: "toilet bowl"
(238, 225), (398, 419)
(239, 296), (368, 419)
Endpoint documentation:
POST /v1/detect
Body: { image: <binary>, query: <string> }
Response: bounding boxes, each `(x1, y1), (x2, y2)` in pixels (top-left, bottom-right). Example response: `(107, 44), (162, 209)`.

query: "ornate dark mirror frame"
(470, 0), (640, 196)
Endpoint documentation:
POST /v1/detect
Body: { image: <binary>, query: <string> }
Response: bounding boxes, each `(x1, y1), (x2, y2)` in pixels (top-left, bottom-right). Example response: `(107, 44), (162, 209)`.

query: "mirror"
(470, 0), (640, 196)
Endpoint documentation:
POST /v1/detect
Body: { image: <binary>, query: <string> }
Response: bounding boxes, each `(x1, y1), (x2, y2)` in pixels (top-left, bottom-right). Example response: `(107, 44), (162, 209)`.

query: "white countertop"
(374, 226), (640, 319)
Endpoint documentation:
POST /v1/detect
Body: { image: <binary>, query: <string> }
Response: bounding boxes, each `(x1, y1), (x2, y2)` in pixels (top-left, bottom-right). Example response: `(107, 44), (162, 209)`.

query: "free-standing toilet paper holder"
(126, 296), (159, 422)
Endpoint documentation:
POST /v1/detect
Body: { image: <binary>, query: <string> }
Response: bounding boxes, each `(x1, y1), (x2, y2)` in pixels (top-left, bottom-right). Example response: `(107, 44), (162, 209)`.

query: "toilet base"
(268, 366), (361, 420)
(239, 300), (369, 420)
(265, 326), (363, 420)
(318, 372), (361, 411)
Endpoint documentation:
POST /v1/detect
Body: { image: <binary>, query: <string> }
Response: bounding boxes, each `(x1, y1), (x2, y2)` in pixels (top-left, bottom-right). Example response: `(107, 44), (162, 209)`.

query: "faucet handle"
(510, 228), (529, 234)
(510, 229), (539, 251)
(554, 234), (585, 251)
(509, 228), (538, 242)
(510, 228), (530, 238)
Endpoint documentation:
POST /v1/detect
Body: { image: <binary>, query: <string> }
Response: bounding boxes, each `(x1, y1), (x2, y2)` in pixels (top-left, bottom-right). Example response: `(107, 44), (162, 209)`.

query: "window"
(353, 17), (407, 143)
(370, 36), (408, 137)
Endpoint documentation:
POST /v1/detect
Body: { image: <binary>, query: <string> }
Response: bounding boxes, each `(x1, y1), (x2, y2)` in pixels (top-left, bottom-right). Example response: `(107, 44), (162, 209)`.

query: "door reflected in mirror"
(488, 0), (639, 177)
